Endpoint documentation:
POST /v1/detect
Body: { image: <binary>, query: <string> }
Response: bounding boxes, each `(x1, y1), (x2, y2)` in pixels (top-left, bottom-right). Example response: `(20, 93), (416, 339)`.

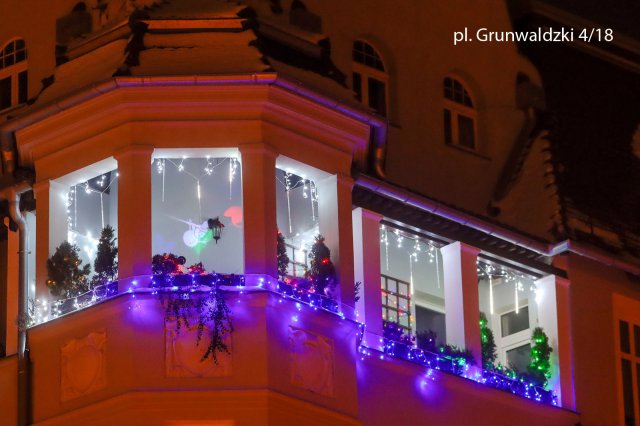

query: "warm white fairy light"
(489, 275), (494, 315)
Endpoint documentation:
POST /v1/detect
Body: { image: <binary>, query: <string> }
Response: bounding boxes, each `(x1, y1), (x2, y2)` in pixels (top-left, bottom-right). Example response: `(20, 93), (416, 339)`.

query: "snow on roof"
(132, 31), (267, 75)
(147, 0), (247, 19)
(35, 39), (128, 106)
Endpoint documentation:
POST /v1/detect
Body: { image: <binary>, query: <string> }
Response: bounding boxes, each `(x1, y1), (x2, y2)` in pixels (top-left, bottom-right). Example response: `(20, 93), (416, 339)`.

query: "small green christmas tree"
(305, 235), (336, 296)
(480, 312), (497, 368)
(528, 327), (552, 388)
(46, 241), (91, 298)
(277, 230), (289, 278)
(92, 225), (118, 287)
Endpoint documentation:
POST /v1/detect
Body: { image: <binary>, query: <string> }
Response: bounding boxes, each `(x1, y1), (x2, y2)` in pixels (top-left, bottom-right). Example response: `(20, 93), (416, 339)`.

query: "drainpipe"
(2, 181), (31, 426)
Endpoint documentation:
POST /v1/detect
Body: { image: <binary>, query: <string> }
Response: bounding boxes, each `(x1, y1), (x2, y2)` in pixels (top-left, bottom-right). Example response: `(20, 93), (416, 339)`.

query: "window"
(478, 261), (539, 374)
(444, 77), (477, 150)
(352, 40), (387, 116)
(381, 274), (412, 333)
(618, 319), (640, 425)
(379, 223), (445, 340)
(0, 39), (28, 111)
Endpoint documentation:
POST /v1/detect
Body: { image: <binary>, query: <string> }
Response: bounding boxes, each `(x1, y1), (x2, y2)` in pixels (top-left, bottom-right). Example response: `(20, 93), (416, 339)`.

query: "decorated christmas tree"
(305, 235), (336, 296)
(528, 327), (552, 387)
(92, 225), (118, 287)
(480, 312), (497, 368)
(46, 241), (91, 298)
(277, 230), (289, 278)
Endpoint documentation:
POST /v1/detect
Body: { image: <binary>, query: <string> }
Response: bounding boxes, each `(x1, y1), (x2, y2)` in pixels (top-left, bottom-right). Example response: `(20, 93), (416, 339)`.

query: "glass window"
(0, 76), (11, 110)
(0, 39), (28, 110)
(443, 77), (477, 150)
(501, 306), (530, 337)
(622, 359), (635, 425)
(152, 156), (244, 274)
(352, 40), (387, 116)
(507, 343), (531, 373)
(621, 320), (631, 353)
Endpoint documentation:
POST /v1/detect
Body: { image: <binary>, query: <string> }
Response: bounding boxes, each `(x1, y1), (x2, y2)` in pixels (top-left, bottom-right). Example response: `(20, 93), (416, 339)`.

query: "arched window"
(0, 39), (28, 111)
(443, 77), (477, 150)
(352, 40), (387, 116)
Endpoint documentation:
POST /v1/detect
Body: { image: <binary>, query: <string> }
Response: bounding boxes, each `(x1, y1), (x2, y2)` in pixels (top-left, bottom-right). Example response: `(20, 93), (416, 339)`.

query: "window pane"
(620, 320), (631, 353)
(18, 70), (27, 104)
(0, 76), (11, 110)
(501, 306), (530, 337)
(443, 109), (452, 144)
(621, 359), (635, 426)
(457, 115), (476, 149)
(368, 77), (386, 116)
(634, 325), (640, 357)
(506, 343), (531, 374)
(352, 72), (362, 101)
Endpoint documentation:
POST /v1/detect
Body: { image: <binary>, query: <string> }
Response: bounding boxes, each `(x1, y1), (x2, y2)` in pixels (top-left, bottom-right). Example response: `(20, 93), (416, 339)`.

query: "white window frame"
(494, 304), (531, 368)
(614, 294), (640, 426)
(0, 38), (28, 112)
(352, 41), (389, 117)
(443, 77), (478, 151)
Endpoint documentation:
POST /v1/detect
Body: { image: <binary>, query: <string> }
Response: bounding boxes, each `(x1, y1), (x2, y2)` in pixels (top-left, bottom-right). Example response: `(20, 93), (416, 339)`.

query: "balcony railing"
(28, 273), (557, 407)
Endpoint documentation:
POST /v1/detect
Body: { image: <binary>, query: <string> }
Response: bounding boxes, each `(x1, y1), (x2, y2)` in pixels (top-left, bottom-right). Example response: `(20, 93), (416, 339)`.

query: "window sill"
(445, 142), (491, 161)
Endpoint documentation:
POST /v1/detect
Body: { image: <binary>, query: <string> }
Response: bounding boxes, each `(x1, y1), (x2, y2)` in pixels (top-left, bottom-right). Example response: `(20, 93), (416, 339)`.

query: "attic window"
(0, 39), (28, 111)
(352, 40), (388, 116)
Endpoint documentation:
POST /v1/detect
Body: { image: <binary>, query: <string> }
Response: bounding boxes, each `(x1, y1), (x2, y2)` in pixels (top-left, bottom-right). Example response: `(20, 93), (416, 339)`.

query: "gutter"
(355, 174), (640, 277)
(0, 181), (32, 426)
(0, 73), (386, 173)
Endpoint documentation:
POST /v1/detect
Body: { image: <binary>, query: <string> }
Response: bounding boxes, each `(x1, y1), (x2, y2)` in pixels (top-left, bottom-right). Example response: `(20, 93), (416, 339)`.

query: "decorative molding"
(165, 320), (232, 378)
(289, 326), (334, 397)
(60, 330), (107, 401)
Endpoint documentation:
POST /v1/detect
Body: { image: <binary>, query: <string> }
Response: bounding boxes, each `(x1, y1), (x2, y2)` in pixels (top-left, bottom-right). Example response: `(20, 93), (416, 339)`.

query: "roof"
(504, 1), (640, 256)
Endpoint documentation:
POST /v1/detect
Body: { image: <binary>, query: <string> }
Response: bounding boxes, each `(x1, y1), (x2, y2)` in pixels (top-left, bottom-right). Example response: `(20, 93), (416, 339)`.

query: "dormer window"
(352, 40), (387, 116)
(0, 39), (28, 111)
(444, 77), (477, 150)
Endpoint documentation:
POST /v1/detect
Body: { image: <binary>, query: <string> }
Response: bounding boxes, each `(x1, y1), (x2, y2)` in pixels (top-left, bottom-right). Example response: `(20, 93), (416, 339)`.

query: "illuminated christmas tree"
(305, 235), (336, 296)
(277, 230), (289, 278)
(528, 327), (552, 388)
(480, 312), (497, 368)
(92, 225), (118, 287)
(46, 241), (91, 298)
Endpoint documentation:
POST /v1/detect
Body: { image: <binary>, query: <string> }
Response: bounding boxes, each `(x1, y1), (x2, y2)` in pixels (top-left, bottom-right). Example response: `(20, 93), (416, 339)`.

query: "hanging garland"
(152, 253), (233, 363)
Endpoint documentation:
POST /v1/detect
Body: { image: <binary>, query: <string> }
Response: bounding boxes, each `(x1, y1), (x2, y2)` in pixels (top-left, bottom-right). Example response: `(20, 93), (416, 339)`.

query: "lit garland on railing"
(29, 271), (556, 405)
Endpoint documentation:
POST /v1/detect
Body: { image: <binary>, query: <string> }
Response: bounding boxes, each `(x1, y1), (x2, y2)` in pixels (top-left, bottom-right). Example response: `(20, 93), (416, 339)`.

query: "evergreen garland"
(277, 230), (289, 278)
(528, 327), (552, 387)
(160, 288), (233, 364)
(92, 225), (118, 287)
(46, 241), (91, 298)
(152, 255), (233, 364)
(305, 235), (336, 296)
(480, 312), (497, 368)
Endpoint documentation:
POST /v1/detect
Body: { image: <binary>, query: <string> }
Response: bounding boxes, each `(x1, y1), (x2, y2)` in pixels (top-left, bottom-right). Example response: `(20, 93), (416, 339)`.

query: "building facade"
(0, 0), (638, 425)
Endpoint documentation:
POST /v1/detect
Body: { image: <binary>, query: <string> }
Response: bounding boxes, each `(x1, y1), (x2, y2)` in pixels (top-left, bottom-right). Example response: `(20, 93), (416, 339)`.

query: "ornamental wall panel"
(165, 320), (232, 378)
(60, 330), (107, 401)
(288, 326), (334, 397)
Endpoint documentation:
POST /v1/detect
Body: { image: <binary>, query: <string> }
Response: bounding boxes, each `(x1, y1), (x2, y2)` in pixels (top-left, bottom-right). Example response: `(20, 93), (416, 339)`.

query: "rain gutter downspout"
(1, 181), (31, 426)
(355, 174), (640, 277)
